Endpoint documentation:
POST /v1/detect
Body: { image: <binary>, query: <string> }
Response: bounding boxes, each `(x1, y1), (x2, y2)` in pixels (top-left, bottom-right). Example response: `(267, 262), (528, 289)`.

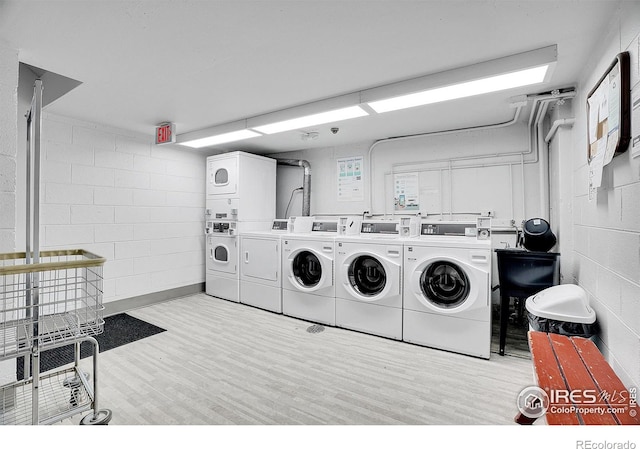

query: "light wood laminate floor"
(66, 293), (535, 425)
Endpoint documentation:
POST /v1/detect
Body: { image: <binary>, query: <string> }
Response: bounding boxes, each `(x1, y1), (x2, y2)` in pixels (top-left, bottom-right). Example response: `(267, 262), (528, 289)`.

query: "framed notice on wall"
(586, 52), (631, 164)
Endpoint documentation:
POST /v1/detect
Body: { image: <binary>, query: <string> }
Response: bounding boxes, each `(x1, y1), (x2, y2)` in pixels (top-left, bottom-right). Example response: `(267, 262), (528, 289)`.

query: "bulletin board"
(586, 52), (631, 163)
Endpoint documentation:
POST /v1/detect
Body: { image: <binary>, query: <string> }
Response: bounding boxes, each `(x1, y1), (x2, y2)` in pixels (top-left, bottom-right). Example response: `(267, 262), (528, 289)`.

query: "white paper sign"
(607, 67), (621, 132)
(337, 156), (364, 202)
(589, 148), (605, 189)
(588, 95), (599, 144)
(603, 130), (617, 166)
(598, 76), (610, 123)
(393, 173), (420, 211)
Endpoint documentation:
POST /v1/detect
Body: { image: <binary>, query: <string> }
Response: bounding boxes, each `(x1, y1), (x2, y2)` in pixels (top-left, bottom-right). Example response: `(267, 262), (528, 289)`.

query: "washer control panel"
(420, 223), (476, 237)
(312, 221), (338, 232)
(360, 221), (399, 235)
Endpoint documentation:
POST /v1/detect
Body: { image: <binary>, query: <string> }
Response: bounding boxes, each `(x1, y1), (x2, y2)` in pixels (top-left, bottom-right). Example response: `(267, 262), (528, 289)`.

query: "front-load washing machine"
(335, 220), (404, 340)
(238, 217), (314, 313)
(403, 221), (492, 359)
(282, 220), (339, 326)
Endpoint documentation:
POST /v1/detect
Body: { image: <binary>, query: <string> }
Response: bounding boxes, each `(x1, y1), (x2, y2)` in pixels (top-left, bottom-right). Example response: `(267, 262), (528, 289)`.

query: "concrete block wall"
(32, 114), (206, 304)
(570, 2), (640, 388)
(0, 42), (18, 387)
(0, 43), (17, 253)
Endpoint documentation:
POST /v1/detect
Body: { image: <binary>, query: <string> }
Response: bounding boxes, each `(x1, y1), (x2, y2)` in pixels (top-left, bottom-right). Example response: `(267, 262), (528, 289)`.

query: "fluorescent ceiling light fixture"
(252, 105), (368, 135)
(179, 129), (261, 148)
(368, 65), (550, 113)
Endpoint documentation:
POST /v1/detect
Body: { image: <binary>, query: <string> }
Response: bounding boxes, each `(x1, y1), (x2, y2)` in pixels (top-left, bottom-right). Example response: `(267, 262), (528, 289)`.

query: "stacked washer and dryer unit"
(205, 151), (276, 306)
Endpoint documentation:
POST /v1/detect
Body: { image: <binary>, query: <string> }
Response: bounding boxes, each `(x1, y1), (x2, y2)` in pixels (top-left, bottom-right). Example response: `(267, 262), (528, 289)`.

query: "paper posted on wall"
(337, 156), (364, 202)
(588, 150), (605, 202)
(394, 172), (420, 211)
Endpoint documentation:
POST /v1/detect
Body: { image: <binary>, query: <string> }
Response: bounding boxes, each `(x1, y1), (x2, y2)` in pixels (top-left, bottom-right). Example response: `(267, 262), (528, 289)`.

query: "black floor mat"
(17, 313), (166, 380)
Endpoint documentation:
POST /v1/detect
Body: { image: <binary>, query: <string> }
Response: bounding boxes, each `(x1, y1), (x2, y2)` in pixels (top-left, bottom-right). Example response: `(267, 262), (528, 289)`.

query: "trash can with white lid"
(525, 284), (598, 339)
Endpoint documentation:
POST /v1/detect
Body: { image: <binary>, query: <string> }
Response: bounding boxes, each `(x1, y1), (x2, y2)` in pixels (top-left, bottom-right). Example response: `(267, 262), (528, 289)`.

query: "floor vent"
(306, 324), (325, 334)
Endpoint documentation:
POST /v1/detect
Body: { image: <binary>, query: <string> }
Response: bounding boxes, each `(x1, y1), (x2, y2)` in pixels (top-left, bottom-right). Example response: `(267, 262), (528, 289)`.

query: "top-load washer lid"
(348, 255), (387, 296)
(292, 250), (323, 287)
(420, 261), (470, 308)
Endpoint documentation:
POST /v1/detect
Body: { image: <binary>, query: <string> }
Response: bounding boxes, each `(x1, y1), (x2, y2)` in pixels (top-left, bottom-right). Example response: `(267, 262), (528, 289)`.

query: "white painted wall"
(566, 1), (640, 388)
(0, 42), (18, 389)
(14, 107), (207, 304)
(272, 121), (543, 228)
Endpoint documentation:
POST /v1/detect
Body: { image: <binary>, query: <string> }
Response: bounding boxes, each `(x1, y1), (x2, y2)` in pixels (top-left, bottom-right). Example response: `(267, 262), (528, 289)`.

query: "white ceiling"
(0, 0), (618, 155)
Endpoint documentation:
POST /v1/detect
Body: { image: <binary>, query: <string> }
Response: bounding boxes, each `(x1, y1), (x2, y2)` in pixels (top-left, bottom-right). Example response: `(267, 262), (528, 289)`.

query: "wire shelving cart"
(0, 80), (112, 425)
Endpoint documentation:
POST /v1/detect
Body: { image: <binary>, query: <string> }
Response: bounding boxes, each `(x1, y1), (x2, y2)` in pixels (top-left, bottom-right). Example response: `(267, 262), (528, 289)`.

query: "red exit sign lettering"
(155, 122), (175, 145)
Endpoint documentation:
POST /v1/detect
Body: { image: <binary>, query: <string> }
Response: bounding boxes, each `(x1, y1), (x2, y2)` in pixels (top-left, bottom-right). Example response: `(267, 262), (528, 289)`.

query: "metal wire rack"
(1, 359), (94, 425)
(0, 251), (110, 425)
(0, 250), (106, 360)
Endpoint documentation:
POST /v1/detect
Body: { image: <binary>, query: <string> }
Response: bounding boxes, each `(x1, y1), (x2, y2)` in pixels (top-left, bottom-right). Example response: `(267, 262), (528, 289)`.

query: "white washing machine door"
(410, 255), (489, 314)
(287, 247), (333, 292)
(340, 250), (401, 302)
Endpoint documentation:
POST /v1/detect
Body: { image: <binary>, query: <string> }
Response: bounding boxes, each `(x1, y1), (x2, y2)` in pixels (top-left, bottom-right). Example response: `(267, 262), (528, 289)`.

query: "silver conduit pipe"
(277, 159), (311, 216)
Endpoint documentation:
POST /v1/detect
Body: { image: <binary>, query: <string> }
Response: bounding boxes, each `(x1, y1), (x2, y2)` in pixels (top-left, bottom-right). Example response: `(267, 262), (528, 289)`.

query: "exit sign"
(155, 122), (175, 145)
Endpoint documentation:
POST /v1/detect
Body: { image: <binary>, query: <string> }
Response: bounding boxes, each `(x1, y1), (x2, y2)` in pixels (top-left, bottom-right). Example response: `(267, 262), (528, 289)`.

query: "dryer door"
(342, 248), (401, 302)
(411, 255), (489, 314)
(288, 248), (333, 292)
(207, 235), (237, 275)
(207, 155), (238, 196)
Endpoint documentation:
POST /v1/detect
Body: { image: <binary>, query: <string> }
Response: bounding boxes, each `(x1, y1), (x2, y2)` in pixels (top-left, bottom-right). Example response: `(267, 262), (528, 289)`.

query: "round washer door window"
(420, 261), (470, 308)
(292, 251), (322, 287)
(348, 255), (386, 296)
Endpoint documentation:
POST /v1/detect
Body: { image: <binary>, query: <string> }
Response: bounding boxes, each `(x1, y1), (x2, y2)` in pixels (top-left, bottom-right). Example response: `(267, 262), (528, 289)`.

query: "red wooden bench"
(515, 331), (639, 425)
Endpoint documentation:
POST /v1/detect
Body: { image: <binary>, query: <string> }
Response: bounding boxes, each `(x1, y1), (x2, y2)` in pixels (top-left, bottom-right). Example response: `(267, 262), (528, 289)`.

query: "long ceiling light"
(175, 46), (556, 149)
(368, 65), (550, 113)
(179, 129), (261, 148)
(251, 105), (368, 135)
